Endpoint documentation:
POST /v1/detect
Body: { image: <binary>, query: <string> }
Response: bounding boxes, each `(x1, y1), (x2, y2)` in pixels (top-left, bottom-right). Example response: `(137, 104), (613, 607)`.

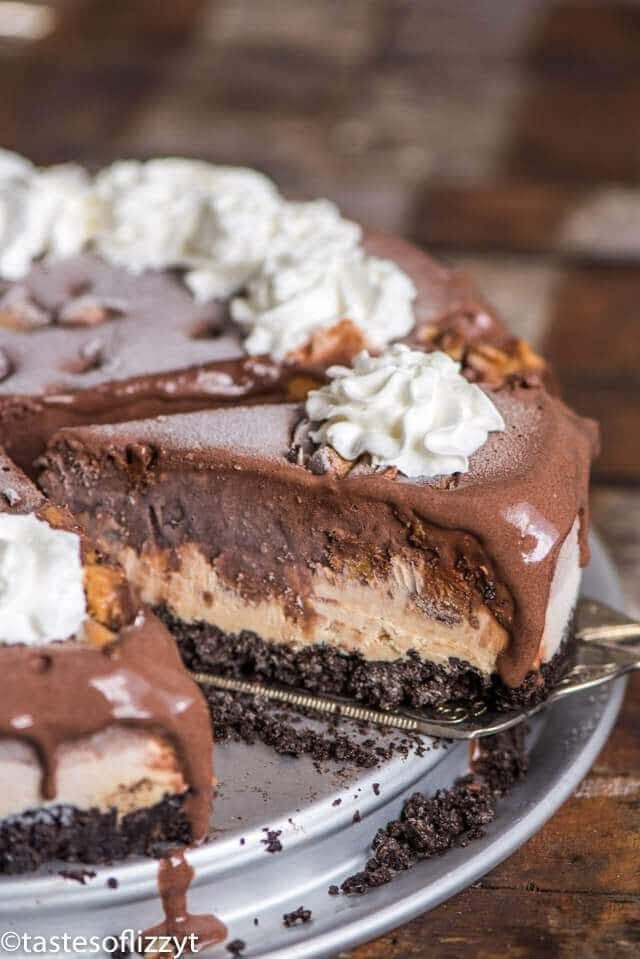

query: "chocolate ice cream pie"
(0, 148), (598, 844)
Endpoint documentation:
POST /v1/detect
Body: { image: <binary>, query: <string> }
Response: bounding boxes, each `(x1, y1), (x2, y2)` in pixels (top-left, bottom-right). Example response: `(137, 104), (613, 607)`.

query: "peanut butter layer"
(118, 542), (509, 676)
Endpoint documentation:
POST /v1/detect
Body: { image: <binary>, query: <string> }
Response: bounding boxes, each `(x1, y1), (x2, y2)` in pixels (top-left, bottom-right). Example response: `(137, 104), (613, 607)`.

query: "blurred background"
(1, 0), (637, 614)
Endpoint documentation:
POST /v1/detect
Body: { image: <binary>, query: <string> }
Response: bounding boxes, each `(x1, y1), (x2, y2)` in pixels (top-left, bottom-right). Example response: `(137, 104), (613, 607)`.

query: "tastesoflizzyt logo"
(0, 929), (200, 956)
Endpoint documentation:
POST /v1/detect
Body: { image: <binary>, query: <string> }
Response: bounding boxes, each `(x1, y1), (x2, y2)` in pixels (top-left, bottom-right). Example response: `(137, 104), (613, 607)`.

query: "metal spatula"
(190, 597), (638, 740)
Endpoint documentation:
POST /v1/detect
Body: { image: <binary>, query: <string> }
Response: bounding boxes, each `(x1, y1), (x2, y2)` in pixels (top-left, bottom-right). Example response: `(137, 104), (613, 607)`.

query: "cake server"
(190, 597), (638, 740)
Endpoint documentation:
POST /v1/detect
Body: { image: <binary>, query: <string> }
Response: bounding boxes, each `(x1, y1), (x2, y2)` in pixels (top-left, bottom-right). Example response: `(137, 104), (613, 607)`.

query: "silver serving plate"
(0, 534), (627, 958)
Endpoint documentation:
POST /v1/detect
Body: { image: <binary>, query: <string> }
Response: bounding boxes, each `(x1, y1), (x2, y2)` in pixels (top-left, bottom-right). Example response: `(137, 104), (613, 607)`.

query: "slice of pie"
(39, 346), (597, 712)
(0, 450), (213, 874)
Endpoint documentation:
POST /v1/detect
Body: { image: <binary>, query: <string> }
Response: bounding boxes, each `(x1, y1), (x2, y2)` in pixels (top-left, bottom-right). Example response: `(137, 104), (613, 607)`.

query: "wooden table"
(0, 1), (637, 954)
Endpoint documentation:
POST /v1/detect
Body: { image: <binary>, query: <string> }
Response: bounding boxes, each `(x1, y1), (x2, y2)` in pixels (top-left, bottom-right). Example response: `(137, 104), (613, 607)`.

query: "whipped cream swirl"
(94, 158), (281, 301)
(0, 149), (418, 356)
(0, 149), (96, 280)
(0, 513), (86, 645)
(306, 345), (505, 478)
(231, 200), (416, 360)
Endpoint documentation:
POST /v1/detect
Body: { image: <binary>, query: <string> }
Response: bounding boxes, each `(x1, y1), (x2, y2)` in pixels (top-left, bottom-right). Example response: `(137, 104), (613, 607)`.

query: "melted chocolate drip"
(0, 613), (213, 839)
(143, 851), (227, 952)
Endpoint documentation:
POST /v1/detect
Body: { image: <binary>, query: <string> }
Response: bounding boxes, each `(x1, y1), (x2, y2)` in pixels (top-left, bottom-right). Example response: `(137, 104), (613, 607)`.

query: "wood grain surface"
(0, 2), (637, 955)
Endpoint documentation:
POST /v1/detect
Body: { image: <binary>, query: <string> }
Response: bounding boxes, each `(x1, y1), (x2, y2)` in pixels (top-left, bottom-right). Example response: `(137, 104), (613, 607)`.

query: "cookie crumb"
(261, 828), (283, 853)
(283, 906), (312, 927)
(339, 729), (527, 895)
(226, 939), (246, 956)
(59, 869), (96, 884)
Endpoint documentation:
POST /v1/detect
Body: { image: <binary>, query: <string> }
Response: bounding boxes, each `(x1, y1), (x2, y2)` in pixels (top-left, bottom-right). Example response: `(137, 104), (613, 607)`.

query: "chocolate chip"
(122, 443), (158, 485)
(0, 348), (12, 383)
(58, 295), (126, 328)
(519, 372), (543, 389)
(66, 279), (92, 298)
(0, 286), (51, 331)
(287, 444), (307, 467)
(308, 447), (332, 475)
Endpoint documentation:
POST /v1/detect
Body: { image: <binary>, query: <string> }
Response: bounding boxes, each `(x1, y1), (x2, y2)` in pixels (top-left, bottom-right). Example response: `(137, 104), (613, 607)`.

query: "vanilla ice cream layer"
(540, 518), (581, 662)
(0, 727), (188, 821)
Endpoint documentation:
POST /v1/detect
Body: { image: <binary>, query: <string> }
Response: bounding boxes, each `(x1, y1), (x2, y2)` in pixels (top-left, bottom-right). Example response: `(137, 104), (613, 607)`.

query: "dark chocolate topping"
(40, 385), (597, 687)
(0, 232), (515, 475)
(0, 256), (234, 395)
(0, 235), (504, 397)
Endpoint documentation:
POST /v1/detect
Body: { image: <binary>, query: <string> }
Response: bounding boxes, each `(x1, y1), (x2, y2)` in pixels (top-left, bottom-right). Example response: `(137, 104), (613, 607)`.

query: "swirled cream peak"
(231, 199), (416, 360)
(0, 148), (97, 280)
(0, 150), (418, 351)
(93, 158), (281, 300)
(0, 513), (87, 645)
(306, 345), (506, 478)
(0, 151), (281, 299)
